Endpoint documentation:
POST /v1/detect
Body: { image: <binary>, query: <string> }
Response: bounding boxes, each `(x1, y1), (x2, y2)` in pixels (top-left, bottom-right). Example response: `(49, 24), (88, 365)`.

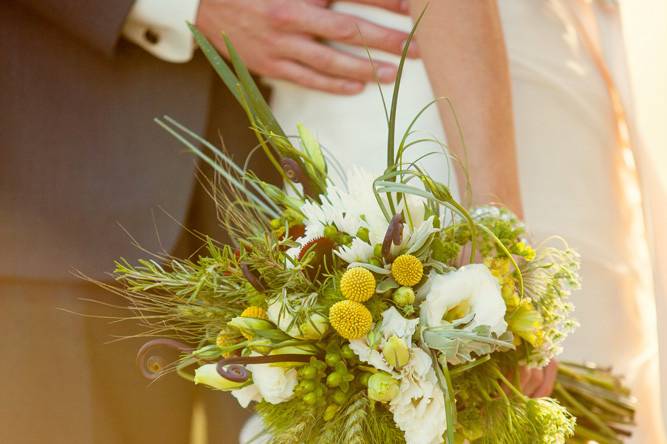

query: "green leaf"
(187, 23), (240, 103)
(221, 34), (287, 141)
(422, 315), (514, 365)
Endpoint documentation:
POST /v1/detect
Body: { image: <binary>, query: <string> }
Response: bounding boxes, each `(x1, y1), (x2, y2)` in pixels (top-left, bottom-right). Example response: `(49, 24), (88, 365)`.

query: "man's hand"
(196, 0), (418, 95)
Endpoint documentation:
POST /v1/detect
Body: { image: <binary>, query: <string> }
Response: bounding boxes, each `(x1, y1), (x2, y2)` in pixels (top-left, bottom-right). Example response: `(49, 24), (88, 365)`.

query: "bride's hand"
(519, 360), (558, 398)
(197, 0), (419, 95)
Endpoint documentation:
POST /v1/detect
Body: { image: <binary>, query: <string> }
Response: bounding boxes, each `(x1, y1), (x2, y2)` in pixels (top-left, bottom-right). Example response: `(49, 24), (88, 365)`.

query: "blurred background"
(622, 0), (667, 427)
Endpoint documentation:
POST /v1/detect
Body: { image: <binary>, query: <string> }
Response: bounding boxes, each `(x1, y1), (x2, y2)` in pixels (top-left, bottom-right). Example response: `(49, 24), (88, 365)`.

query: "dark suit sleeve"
(14, 0), (136, 56)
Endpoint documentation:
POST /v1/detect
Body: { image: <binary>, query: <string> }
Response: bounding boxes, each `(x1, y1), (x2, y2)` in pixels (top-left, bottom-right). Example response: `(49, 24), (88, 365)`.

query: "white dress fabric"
(258, 1), (666, 442)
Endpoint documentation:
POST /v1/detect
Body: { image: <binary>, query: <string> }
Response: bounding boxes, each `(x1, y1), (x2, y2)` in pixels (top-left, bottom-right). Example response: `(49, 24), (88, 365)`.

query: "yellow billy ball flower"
(239, 306), (268, 340)
(329, 300), (373, 340)
(391, 254), (423, 287)
(340, 267), (376, 302)
(241, 306), (268, 320)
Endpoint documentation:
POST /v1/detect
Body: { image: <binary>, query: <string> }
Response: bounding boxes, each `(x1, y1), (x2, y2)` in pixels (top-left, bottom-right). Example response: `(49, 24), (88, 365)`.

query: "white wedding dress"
(243, 0), (666, 442)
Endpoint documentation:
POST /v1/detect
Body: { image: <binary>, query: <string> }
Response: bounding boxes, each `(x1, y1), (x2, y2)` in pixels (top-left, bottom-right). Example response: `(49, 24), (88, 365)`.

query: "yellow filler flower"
(239, 306), (268, 340)
(391, 254), (423, 287)
(329, 300), (373, 339)
(241, 306), (268, 320)
(340, 267), (376, 302)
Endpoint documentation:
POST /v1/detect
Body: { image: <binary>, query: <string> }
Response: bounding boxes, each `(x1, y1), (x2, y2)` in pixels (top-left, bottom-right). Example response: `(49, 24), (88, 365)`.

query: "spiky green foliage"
(257, 393), (404, 444)
(521, 241), (580, 366)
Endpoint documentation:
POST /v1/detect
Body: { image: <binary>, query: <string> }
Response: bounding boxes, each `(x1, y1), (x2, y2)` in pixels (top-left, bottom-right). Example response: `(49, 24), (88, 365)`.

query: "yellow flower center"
(340, 267), (376, 302)
(391, 254), (423, 287)
(329, 300), (373, 339)
(240, 306), (268, 320)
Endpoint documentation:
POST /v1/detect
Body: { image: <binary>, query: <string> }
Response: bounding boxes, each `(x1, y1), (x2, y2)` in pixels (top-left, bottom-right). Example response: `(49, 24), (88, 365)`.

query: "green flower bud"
(392, 286), (415, 306)
(270, 218), (283, 229)
(194, 364), (245, 391)
(356, 227), (370, 243)
(228, 316), (278, 339)
(298, 380), (316, 393)
(303, 392), (318, 405)
(324, 225), (338, 239)
(382, 336), (411, 369)
(325, 352), (342, 367)
(340, 344), (355, 360)
(326, 371), (342, 388)
(298, 365), (317, 380)
(373, 244), (383, 258)
(339, 234), (353, 246)
(249, 338), (272, 355)
(358, 372), (371, 387)
(367, 372), (400, 403)
(298, 313), (330, 340)
(369, 258), (383, 267)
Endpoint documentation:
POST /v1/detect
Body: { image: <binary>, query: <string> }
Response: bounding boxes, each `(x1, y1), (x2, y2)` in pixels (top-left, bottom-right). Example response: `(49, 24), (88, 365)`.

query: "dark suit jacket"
(1, 1), (232, 280)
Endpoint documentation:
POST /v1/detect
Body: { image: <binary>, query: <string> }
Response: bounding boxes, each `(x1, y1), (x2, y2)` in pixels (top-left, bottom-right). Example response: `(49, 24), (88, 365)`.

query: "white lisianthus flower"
(390, 349), (446, 444)
(380, 306), (419, 342)
(349, 307), (418, 373)
(246, 360), (298, 404)
(194, 364), (246, 391)
(231, 384), (262, 408)
(349, 308), (447, 444)
(420, 264), (507, 335)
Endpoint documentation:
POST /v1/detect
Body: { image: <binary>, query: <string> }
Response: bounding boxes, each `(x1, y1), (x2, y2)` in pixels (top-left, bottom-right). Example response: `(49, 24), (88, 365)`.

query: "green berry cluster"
(295, 344), (368, 421)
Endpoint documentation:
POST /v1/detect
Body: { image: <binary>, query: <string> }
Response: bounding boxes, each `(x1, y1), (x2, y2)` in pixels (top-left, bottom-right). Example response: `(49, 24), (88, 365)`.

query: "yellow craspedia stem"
(241, 306), (268, 320)
(340, 267), (376, 302)
(329, 300), (373, 339)
(391, 254), (423, 287)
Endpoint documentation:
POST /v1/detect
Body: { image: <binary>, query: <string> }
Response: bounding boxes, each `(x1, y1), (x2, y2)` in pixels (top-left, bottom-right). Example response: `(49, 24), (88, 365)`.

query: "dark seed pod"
(280, 157), (306, 184)
(241, 263), (265, 293)
(280, 157), (317, 198)
(382, 213), (405, 262)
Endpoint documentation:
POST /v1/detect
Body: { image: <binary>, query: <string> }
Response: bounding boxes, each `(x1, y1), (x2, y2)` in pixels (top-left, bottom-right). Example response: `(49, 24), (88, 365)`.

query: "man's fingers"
(282, 38), (397, 83)
(334, 0), (410, 14)
(270, 60), (365, 95)
(269, 3), (417, 57)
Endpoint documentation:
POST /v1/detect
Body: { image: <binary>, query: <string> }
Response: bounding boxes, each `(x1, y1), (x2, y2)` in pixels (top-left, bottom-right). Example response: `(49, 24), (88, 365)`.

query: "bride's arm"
(409, 1), (560, 396)
(409, 0), (523, 217)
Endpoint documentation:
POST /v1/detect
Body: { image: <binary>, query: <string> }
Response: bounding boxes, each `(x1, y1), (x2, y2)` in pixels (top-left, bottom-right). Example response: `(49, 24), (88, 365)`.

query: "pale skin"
(409, 0), (554, 396)
(196, 0), (420, 95)
(409, 0), (523, 218)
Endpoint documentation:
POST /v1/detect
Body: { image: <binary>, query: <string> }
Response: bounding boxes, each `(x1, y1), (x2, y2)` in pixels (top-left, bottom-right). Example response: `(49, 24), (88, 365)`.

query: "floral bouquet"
(103, 19), (636, 444)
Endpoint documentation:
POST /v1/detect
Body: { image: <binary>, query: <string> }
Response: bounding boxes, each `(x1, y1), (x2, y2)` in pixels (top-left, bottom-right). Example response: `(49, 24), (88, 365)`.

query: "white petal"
(380, 307), (419, 343)
(336, 238), (375, 263)
(349, 338), (393, 373)
(232, 384), (262, 408)
(247, 364), (298, 404)
(421, 264), (507, 335)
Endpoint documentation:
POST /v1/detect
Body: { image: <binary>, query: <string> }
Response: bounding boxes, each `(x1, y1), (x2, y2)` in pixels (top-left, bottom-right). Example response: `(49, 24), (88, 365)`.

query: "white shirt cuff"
(122, 0), (200, 63)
